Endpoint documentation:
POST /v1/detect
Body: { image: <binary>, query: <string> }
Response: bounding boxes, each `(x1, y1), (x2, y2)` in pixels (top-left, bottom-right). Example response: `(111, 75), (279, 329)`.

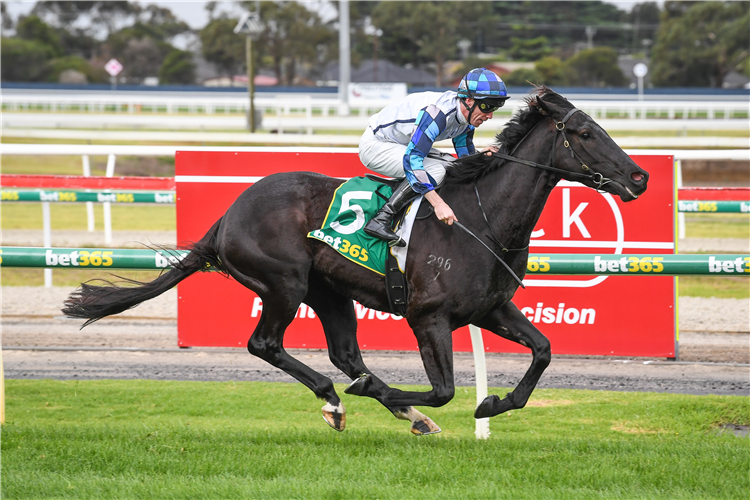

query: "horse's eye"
(581, 132), (591, 140)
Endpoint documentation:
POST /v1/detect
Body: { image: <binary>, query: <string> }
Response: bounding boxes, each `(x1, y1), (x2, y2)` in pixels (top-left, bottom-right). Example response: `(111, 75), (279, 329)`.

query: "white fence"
(3, 113), (749, 137)
(3, 143), (748, 160)
(2, 92), (749, 120)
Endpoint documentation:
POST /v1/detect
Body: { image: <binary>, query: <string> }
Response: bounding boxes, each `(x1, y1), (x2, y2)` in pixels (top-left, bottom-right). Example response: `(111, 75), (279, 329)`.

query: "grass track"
(2, 380), (748, 499)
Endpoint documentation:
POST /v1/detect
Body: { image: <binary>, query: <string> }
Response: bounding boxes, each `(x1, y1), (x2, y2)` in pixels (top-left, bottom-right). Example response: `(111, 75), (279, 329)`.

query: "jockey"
(359, 67), (510, 247)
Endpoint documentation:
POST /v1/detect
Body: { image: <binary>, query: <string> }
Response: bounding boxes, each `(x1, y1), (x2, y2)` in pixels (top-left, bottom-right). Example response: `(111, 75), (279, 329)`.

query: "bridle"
(491, 108), (614, 191)
(454, 107), (615, 289)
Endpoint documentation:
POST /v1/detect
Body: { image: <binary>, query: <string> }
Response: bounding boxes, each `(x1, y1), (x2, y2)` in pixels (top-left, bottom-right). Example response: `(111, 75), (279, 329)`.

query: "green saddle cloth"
(307, 176), (393, 275)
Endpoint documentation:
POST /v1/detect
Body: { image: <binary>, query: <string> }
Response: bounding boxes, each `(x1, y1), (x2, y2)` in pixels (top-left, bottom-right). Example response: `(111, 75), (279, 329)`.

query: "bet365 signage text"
(175, 152), (675, 358)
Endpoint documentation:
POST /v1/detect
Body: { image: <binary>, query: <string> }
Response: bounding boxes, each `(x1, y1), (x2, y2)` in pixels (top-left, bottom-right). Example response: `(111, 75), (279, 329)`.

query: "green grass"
(1, 203), (175, 231)
(0, 268), (165, 287)
(684, 213), (750, 239)
(2, 379), (748, 500)
(678, 276), (749, 299)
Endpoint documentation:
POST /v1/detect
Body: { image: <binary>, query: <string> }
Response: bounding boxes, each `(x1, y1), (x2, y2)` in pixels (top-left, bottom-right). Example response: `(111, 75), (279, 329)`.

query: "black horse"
(63, 88), (648, 435)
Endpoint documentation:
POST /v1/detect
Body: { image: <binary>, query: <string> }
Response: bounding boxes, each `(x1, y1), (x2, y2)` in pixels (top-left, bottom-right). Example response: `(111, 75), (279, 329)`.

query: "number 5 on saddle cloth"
(307, 176), (430, 316)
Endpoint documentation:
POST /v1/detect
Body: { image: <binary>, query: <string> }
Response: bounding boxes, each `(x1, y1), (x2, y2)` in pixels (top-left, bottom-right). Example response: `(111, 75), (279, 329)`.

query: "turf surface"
(2, 379), (748, 499)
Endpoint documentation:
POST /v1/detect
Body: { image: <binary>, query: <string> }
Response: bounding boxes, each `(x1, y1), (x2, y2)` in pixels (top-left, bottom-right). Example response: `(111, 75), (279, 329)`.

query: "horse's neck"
(474, 131), (558, 248)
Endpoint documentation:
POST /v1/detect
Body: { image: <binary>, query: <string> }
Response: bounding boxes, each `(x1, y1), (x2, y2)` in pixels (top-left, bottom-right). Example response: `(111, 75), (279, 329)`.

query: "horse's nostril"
(631, 172), (644, 183)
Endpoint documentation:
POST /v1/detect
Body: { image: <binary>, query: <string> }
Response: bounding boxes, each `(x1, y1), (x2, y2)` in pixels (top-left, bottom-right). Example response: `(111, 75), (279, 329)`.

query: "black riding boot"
(364, 179), (419, 247)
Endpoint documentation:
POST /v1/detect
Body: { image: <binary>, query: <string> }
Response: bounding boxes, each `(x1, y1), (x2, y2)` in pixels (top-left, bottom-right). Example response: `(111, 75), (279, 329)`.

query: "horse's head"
(531, 88), (649, 202)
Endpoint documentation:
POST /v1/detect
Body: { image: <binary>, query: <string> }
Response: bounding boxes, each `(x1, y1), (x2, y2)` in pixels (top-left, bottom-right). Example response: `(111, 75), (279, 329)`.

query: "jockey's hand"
(425, 191), (458, 225)
(434, 202), (457, 225)
(483, 145), (499, 156)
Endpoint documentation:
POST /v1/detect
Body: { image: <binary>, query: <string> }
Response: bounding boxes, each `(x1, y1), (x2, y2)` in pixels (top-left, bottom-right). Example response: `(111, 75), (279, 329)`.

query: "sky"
(3, 0), (653, 32)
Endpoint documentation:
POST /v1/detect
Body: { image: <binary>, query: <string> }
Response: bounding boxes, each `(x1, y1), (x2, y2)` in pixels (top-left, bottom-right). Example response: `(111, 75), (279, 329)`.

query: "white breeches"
(358, 128), (453, 185)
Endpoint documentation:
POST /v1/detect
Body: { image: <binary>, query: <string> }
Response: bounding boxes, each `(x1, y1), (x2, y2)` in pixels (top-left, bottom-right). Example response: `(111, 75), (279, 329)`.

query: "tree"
(104, 24), (164, 82)
(1, 3), (13, 32)
(535, 56), (573, 86)
(31, 1), (138, 40)
(651, 1), (750, 87)
(628, 2), (661, 54)
(565, 47), (627, 87)
(16, 14), (63, 57)
(0, 37), (56, 81)
(138, 4), (191, 39)
(509, 36), (552, 62)
(159, 49), (196, 85)
(250, 1), (335, 85)
(45, 55), (108, 83)
(371, 1), (497, 86)
(503, 68), (543, 87)
(199, 18), (246, 78)
(490, 1), (630, 56)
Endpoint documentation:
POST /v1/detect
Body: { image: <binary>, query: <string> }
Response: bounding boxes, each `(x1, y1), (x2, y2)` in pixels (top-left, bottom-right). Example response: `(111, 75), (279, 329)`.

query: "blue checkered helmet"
(457, 68), (509, 100)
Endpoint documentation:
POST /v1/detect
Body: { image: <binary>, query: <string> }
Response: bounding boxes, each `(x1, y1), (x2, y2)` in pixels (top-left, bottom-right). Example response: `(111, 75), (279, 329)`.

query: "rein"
(490, 108), (614, 191)
(451, 107), (613, 289)
(453, 221), (525, 289)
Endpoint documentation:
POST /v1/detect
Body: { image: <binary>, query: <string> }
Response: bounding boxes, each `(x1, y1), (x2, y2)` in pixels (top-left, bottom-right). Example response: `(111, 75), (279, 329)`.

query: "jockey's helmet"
(457, 68), (510, 114)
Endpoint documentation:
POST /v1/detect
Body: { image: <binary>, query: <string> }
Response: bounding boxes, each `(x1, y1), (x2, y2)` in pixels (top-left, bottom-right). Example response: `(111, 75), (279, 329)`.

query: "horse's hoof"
(344, 373), (371, 396)
(410, 417), (442, 436)
(321, 402), (346, 432)
(474, 394), (514, 418)
(391, 406), (441, 436)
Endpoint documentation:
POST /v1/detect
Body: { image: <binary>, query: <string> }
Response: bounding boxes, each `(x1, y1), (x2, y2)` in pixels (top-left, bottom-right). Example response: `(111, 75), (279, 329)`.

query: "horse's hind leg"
(303, 280), (441, 435)
(241, 280), (346, 431)
(472, 301), (552, 418)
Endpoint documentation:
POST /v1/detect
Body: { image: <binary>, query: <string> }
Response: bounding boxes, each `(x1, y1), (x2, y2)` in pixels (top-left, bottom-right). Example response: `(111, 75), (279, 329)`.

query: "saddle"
(364, 174), (435, 316)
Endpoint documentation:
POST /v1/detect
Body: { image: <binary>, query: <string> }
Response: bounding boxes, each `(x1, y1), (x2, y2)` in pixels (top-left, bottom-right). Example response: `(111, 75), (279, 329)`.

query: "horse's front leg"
(347, 314), (456, 412)
(472, 301), (552, 418)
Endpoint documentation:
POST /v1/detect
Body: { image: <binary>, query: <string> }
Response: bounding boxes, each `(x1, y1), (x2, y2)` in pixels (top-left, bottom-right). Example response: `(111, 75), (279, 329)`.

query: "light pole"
(372, 28), (382, 82)
(235, 10), (263, 132)
(338, 0), (351, 116)
(585, 26), (597, 50)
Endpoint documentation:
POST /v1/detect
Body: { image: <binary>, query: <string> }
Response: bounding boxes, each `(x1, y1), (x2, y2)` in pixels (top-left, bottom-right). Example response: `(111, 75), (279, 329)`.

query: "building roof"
(322, 59), (435, 86)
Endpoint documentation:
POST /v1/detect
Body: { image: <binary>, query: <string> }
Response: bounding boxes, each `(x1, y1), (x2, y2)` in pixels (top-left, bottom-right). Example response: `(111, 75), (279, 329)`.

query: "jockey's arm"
(403, 105), (458, 225)
(452, 127), (476, 157)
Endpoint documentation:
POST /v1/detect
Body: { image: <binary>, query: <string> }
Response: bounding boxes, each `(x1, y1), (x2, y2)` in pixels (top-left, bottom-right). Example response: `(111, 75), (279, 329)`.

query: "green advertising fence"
(1, 247), (747, 276)
(1, 189), (174, 204)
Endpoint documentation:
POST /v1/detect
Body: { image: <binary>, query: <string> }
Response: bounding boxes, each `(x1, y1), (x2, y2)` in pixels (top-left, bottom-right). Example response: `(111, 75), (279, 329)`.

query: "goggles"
(476, 99), (507, 114)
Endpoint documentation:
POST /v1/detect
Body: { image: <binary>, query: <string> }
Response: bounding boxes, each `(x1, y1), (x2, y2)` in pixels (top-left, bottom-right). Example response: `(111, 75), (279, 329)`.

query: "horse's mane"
(443, 86), (575, 185)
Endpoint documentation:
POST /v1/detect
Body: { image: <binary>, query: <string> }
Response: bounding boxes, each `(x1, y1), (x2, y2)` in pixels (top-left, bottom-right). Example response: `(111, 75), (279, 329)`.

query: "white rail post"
(306, 96), (313, 135)
(103, 154), (116, 245)
(42, 202), (53, 287)
(676, 159), (685, 240)
(469, 325), (490, 439)
(82, 155), (95, 232)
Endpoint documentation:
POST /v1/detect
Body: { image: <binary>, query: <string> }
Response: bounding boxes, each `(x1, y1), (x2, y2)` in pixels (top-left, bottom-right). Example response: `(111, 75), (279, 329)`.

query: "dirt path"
(2, 286), (748, 397)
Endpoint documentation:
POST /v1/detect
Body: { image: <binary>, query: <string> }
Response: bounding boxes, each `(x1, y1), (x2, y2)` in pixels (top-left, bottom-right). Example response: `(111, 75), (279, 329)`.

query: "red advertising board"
(176, 150), (675, 357)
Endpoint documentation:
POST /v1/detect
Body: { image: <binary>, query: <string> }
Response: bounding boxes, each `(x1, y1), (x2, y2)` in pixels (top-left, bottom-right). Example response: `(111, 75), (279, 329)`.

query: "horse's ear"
(535, 91), (566, 120)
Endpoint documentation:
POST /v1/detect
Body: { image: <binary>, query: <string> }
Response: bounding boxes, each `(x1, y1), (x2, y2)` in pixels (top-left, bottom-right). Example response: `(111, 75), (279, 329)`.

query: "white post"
(469, 325), (490, 439)
(82, 155), (95, 232)
(338, 0), (351, 116)
(676, 159), (685, 240)
(42, 202), (53, 287)
(306, 96), (313, 135)
(103, 154), (116, 245)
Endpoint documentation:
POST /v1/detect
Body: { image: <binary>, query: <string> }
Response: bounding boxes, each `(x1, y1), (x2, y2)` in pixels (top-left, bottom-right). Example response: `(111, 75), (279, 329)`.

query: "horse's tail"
(62, 217), (226, 328)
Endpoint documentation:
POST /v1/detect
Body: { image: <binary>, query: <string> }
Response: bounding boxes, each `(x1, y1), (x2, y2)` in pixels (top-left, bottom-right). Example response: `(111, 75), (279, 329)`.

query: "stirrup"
(388, 237), (406, 248)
